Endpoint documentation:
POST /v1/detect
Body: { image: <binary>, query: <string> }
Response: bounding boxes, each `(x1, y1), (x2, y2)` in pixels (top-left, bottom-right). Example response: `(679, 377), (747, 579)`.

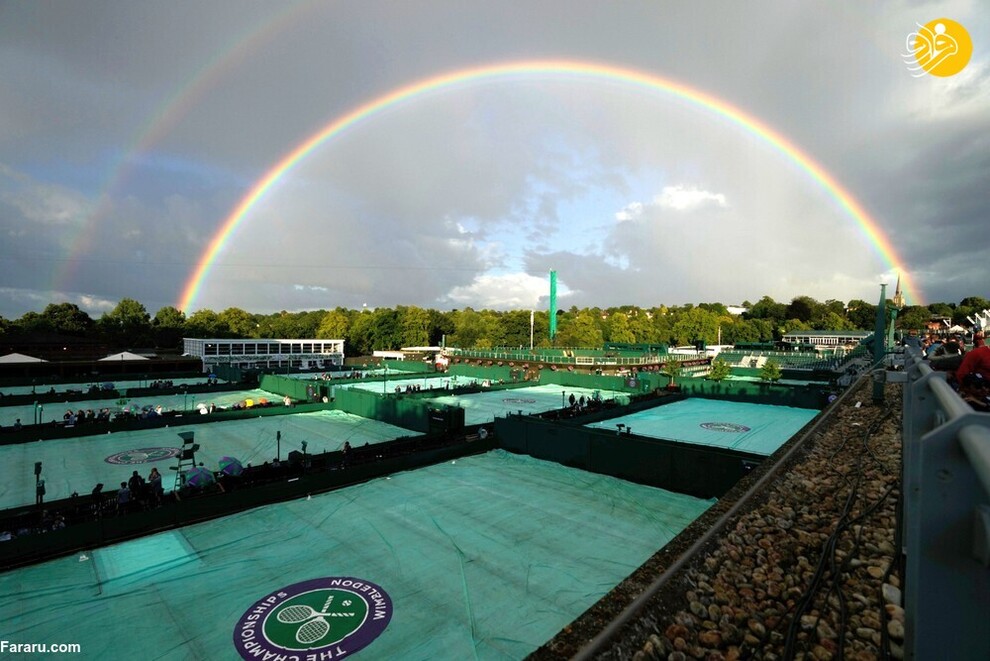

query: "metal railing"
(902, 348), (990, 660)
(443, 347), (680, 367)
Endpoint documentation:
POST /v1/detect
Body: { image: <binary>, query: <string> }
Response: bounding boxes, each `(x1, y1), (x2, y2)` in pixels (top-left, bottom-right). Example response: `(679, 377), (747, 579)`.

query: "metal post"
(873, 283), (887, 404)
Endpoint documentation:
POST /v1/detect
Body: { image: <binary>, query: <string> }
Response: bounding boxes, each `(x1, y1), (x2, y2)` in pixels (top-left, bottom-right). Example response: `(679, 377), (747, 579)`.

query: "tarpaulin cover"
(1, 387), (273, 429)
(586, 398), (818, 456)
(0, 410), (417, 510)
(425, 383), (628, 426)
(0, 376), (224, 397)
(0, 450), (712, 660)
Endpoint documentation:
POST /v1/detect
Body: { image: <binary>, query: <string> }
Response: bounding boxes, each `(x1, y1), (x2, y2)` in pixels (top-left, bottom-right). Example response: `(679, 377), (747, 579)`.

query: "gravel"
(529, 378), (904, 661)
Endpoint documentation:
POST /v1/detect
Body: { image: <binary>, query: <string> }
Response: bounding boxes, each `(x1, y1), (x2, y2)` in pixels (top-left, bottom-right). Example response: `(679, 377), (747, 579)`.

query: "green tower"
(549, 270), (558, 343)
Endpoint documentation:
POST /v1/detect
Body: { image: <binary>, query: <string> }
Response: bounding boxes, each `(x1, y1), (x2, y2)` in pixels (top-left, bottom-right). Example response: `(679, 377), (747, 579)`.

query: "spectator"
(956, 333), (990, 384)
(129, 471), (147, 508)
(116, 482), (131, 515)
(148, 467), (164, 504)
(955, 334), (990, 410)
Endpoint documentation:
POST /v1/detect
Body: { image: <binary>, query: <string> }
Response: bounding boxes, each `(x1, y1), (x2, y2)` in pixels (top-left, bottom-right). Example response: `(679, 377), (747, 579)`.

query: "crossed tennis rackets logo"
(234, 577), (392, 659)
(274, 592), (359, 645)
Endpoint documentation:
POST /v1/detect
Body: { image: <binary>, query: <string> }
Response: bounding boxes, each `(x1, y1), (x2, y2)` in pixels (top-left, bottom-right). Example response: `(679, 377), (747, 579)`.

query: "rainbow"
(52, 0), (319, 295)
(178, 59), (920, 312)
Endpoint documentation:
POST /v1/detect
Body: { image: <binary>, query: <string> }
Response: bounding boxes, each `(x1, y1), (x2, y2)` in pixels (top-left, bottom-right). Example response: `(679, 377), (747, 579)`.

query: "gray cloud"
(0, 1), (986, 319)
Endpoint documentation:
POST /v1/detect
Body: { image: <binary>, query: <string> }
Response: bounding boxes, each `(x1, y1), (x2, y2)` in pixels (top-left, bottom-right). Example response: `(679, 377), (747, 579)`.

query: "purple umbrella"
(183, 466), (215, 488)
(218, 456), (243, 477)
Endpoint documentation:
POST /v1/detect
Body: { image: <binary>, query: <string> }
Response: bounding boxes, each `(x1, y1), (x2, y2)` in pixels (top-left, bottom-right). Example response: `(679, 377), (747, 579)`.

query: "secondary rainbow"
(178, 59), (920, 312)
(52, 0), (320, 296)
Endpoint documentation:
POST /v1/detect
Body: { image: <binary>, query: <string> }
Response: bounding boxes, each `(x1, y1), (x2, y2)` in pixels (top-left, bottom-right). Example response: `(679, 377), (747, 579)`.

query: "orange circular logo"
(904, 18), (972, 77)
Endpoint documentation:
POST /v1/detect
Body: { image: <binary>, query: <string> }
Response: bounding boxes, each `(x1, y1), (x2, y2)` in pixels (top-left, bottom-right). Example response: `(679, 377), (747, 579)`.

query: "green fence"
(0, 400), (334, 446)
(656, 376), (826, 409)
(495, 414), (761, 499)
(331, 387), (463, 433)
(382, 360), (436, 374)
(447, 364), (517, 382)
(536, 369), (644, 393)
(259, 374), (318, 401)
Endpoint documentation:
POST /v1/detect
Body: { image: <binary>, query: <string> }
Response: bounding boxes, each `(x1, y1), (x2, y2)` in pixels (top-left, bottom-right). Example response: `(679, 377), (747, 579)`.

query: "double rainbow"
(177, 59), (919, 312)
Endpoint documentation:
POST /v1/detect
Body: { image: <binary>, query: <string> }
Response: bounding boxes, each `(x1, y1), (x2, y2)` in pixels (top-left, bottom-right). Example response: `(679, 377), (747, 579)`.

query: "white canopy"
(0, 352), (47, 363)
(99, 351), (150, 361)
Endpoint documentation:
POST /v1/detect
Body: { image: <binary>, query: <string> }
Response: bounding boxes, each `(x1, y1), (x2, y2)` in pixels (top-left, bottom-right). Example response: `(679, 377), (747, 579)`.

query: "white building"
(781, 330), (871, 348)
(183, 338), (344, 371)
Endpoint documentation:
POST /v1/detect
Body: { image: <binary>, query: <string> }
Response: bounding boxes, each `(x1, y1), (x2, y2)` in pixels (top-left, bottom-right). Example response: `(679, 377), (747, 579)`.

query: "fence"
(446, 347), (669, 367)
(902, 348), (990, 660)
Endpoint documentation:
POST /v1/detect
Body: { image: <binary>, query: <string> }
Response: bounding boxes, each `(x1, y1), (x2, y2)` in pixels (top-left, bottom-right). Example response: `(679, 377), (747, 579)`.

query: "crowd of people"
(920, 331), (990, 410)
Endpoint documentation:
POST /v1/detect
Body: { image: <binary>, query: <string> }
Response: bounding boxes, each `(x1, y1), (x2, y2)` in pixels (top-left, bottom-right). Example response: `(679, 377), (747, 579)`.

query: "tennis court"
(0, 387), (277, 429)
(425, 383), (629, 425)
(336, 374), (482, 394)
(586, 398), (818, 455)
(0, 450), (712, 660)
(0, 410), (417, 510)
(0, 376), (222, 398)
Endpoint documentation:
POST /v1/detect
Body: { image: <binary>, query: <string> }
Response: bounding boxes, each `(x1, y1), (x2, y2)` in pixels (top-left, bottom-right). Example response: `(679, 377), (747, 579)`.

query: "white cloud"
(1, 166), (91, 225)
(614, 201), (644, 222)
(444, 272), (558, 309)
(656, 186), (728, 211)
(0, 287), (116, 318)
(615, 186), (727, 223)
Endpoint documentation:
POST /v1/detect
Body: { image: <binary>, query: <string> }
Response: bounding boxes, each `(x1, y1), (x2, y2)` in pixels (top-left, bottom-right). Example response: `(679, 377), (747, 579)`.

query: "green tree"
(817, 311), (856, 331)
(501, 309), (535, 348)
(671, 307), (723, 345)
(627, 310), (656, 344)
(846, 300), (876, 329)
(927, 302), (954, 317)
(428, 309), (456, 347)
(258, 311), (312, 338)
(744, 296), (787, 326)
(398, 306), (431, 347)
(761, 359), (782, 382)
(152, 306), (186, 349)
(316, 308), (350, 340)
(555, 311), (604, 347)
(40, 303), (94, 336)
(368, 308), (402, 350)
(649, 308), (674, 345)
(896, 305), (930, 331)
(708, 356), (732, 381)
(185, 309), (225, 337)
(218, 307), (256, 338)
(959, 296), (989, 310)
(721, 318), (760, 344)
(15, 311), (54, 334)
(661, 358), (682, 386)
(346, 310), (377, 355)
(605, 312), (636, 344)
(786, 296), (820, 324)
(99, 298), (152, 346)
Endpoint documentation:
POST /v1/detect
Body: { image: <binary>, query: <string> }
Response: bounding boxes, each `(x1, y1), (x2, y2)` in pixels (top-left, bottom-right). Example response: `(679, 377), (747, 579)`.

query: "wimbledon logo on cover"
(234, 577), (392, 660)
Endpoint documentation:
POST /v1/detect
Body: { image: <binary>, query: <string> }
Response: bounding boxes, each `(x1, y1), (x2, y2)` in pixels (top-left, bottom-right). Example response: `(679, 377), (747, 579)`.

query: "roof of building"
(782, 330), (871, 337)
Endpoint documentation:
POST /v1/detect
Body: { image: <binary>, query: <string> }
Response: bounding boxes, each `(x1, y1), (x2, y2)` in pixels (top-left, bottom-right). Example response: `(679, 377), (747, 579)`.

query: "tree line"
(1, 295), (987, 357)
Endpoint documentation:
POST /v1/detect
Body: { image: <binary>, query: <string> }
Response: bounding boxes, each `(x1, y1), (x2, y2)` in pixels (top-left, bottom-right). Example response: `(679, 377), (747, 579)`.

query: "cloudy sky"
(1, 1), (987, 319)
